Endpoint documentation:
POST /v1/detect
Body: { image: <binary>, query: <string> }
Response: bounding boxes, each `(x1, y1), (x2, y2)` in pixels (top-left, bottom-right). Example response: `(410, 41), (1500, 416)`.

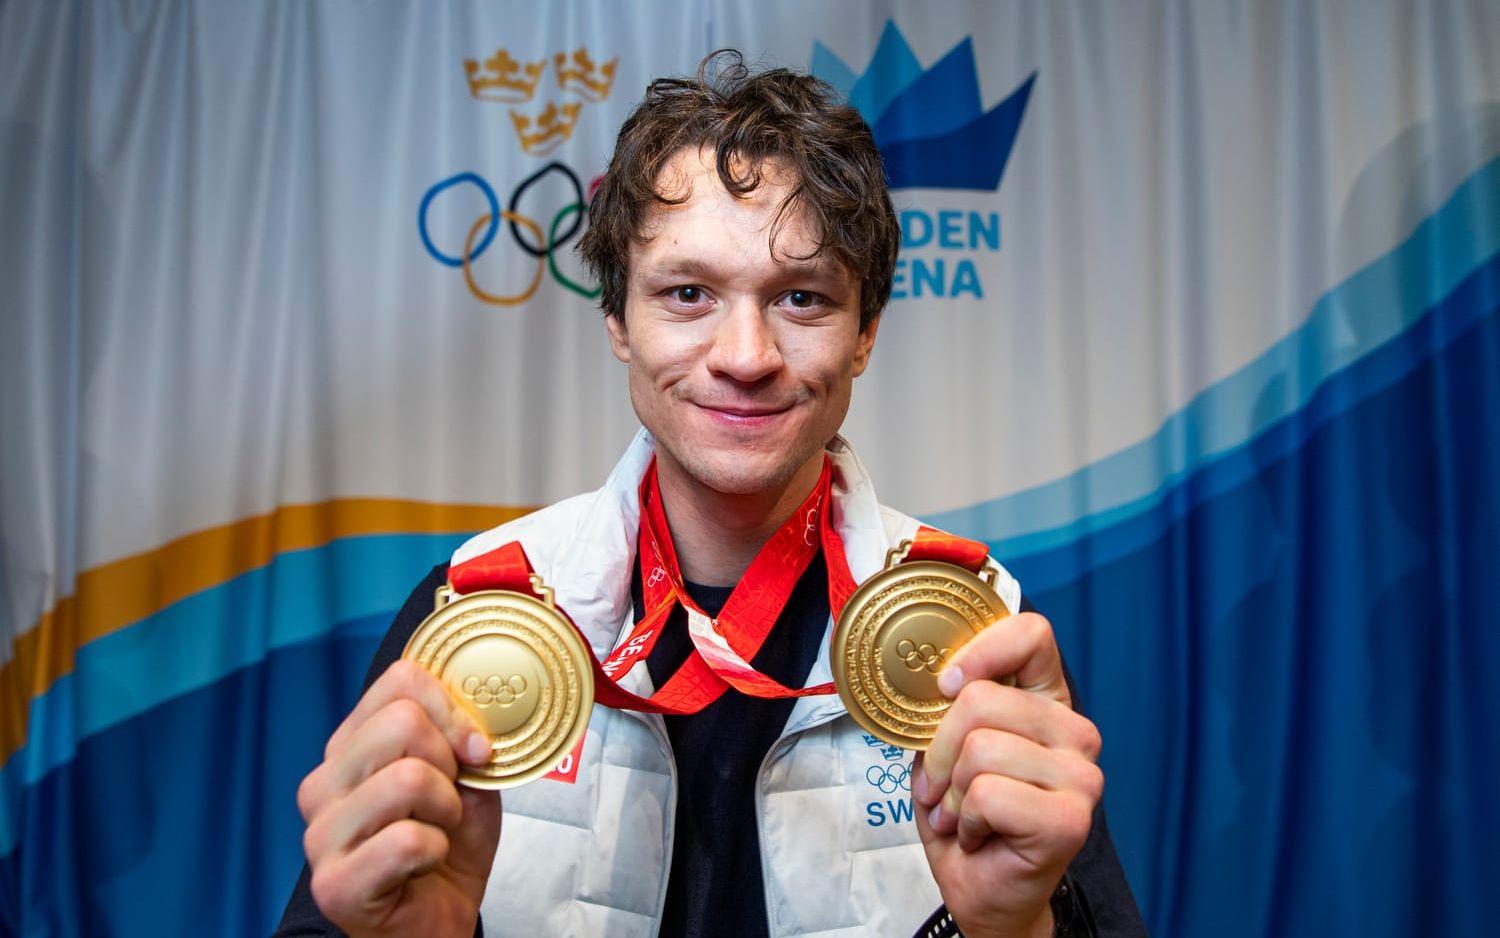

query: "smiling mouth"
(695, 402), (795, 425)
(700, 403), (792, 417)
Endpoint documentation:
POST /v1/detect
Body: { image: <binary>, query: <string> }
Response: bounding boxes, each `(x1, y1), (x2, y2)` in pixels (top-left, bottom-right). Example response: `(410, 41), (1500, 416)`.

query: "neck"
(653, 450), (825, 587)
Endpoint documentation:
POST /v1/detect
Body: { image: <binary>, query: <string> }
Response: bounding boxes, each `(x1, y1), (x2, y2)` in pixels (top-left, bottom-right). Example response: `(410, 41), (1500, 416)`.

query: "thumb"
(446, 787), (502, 887)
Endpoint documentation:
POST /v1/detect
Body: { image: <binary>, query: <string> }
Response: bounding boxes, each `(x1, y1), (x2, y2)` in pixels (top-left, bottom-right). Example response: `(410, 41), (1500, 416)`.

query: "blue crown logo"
(812, 22), (1035, 191)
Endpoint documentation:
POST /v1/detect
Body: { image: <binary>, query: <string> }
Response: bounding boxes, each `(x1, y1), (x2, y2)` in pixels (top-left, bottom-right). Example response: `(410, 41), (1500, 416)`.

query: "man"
(278, 53), (1145, 937)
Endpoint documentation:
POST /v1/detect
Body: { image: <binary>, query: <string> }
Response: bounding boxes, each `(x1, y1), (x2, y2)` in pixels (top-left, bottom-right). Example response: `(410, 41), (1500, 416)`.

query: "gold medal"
(832, 540), (1012, 750)
(402, 578), (593, 789)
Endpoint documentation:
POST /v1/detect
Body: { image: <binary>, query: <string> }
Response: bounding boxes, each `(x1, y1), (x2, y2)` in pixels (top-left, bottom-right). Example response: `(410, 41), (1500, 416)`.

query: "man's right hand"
(296, 660), (502, 937)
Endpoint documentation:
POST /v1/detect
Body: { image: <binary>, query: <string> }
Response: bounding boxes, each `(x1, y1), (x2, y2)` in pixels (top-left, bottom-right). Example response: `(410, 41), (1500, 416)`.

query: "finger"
(445, 786), (503, 882)
(937, 612), (1071, 708)
(311, 818), (450, 929)
(949, 728), (1105, 806)
(304, 756), (465, 867)
(327, 660), (489, 763)
(935, 729), (1103, 835)
(914, 765), (940, 847)
(299, 697), (463, 821)
(917, 681), (1101, 809)
(953, 773), (1095, 858)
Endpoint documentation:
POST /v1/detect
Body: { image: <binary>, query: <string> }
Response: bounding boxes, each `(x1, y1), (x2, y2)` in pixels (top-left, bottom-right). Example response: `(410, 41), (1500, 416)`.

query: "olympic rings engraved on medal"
(432, 604), (576, 772)
(461, 673), (529, 707)
(419, 172), (501, 267)
(896, 639), (950, 674)
(865, 762), (912, 794)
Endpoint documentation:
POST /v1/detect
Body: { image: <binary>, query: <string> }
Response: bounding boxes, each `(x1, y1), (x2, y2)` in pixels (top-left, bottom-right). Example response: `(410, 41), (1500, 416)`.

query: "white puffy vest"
(456, 431), (1023, 937)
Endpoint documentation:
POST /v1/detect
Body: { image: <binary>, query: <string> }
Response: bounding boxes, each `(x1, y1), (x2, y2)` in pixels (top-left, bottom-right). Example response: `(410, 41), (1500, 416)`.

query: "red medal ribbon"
(445, 457), (993, 716)
(904, 526), (991, 572)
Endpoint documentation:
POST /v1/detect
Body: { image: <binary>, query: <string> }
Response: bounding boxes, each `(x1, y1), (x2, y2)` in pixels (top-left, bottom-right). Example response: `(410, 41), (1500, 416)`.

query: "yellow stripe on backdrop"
(0, 498), (535, 769)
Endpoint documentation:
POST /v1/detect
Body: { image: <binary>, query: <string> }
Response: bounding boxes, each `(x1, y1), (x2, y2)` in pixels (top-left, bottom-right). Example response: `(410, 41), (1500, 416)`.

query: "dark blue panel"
(1029, 272), (1499, 935)
(0, 613), (390, 938)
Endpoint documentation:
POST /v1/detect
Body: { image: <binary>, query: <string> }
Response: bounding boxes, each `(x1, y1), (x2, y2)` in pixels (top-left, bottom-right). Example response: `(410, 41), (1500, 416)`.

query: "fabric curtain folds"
(1, 2), (1497, 935)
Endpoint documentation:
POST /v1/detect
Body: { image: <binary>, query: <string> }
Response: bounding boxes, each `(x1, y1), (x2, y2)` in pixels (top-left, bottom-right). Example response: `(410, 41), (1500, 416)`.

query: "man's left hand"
(911, 611), (1103, 938)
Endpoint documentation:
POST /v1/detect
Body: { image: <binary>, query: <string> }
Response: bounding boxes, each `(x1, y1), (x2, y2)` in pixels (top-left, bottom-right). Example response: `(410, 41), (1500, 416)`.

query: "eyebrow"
(637, 255), (848, 283)
(636, 257), (720, 281)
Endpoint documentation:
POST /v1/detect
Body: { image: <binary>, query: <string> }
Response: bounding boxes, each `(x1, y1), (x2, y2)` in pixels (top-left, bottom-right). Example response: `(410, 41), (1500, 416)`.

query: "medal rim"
(832, 559), (1010, 751)
(402, 588), (594, 790)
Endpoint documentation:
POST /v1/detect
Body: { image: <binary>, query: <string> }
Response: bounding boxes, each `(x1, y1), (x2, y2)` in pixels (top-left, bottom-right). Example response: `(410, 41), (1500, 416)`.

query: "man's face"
(605, 147), (879, 497)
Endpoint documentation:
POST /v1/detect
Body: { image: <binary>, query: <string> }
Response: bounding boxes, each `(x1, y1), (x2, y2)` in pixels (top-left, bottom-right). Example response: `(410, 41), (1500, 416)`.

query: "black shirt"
(642, 553), (831, 938)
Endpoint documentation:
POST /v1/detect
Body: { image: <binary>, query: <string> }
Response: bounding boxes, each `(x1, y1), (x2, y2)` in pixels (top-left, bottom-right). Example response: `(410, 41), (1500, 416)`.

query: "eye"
(779, 289), (831, 313)
(672, 286), (703, 304)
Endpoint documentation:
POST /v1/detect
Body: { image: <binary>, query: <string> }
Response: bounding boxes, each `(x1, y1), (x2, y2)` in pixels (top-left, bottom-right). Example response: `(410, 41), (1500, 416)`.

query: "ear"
(604, 311), (631, 363)
(851, 314), (880, 377)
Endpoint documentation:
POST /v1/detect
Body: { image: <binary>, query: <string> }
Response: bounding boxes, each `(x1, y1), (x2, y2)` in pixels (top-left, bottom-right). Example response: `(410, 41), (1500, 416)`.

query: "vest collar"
(540, 428), (896, 729)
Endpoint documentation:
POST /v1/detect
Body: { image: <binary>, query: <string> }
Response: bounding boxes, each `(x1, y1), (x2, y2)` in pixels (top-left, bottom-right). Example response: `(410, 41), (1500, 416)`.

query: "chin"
(666, 441), (815, 497)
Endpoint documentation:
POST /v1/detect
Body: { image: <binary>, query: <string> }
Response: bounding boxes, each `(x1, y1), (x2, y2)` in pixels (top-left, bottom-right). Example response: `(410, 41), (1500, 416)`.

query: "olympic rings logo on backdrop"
(417, 161), (603, 307)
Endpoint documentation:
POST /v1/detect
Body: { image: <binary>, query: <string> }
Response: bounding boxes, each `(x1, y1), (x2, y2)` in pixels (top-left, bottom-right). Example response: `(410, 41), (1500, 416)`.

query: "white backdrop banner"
(2, 2), (1498, 935)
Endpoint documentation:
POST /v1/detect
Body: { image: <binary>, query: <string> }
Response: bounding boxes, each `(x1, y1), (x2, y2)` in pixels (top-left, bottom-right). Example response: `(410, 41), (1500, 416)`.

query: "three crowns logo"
(463, 45), (619, 156)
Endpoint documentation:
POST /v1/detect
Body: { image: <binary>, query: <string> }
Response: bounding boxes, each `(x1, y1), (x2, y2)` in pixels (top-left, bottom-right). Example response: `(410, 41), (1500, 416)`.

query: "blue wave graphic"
(1006, 249), (1499, 594)
(812, 21), (1034, 191)
(926, 154), (1500, 556)
(0, 533), (467, 855)
(1023, 273), (1499, 936)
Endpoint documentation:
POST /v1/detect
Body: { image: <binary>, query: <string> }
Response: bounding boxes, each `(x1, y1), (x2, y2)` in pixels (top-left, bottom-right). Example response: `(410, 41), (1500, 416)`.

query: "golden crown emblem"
(553, 47), (618, 102)
(462, 43), (618, 156)
(464, 47), (546, 102)
(508, 101), (583, 157)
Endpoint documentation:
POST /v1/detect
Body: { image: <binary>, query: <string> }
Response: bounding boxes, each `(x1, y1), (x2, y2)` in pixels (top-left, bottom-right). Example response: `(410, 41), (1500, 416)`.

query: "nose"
(704, 299), (783, 383)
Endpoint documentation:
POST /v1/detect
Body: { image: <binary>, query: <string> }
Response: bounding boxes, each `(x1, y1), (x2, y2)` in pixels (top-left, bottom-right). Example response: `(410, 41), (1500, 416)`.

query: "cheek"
(783, 334), (858, 395)
(625, 326), (700, 406)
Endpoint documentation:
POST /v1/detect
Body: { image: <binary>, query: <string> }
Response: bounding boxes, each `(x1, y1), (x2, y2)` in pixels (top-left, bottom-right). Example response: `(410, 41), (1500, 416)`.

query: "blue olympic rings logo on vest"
(417, 162), (600, 303)
(866, 762), (912, 794)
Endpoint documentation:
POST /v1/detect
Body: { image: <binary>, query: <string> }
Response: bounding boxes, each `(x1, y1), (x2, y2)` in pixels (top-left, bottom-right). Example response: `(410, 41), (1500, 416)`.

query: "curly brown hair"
(577, 50), (898, 329)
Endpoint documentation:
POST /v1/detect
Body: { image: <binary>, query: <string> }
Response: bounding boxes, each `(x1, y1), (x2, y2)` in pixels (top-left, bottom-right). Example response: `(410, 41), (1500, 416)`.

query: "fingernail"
(937, 664), (964, 697)
(465, 730), (491, 764)
(912, 768), (930, 804)
(928, 804), (943, 830)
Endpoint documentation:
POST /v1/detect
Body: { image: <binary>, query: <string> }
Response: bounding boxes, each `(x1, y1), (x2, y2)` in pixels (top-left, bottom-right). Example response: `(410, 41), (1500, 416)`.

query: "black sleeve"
(273, 564), (484, 938)
(912, 597), (1149, 938)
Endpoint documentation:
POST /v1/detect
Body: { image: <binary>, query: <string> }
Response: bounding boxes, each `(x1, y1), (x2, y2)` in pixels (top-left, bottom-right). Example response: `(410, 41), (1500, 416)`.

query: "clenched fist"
(296, 660), (502, 937)
(913, 612), (1104, 938)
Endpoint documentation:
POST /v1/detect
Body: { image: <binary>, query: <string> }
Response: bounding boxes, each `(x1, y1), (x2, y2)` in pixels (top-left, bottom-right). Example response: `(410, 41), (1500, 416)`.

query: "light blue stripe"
(0, 532), (466, 855)
(928, 154), (1500, 551)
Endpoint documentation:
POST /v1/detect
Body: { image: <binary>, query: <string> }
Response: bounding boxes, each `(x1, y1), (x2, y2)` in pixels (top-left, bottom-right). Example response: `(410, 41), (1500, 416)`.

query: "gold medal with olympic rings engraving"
(401, 578), (593, 789)
(832, 541), (1012, 750)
